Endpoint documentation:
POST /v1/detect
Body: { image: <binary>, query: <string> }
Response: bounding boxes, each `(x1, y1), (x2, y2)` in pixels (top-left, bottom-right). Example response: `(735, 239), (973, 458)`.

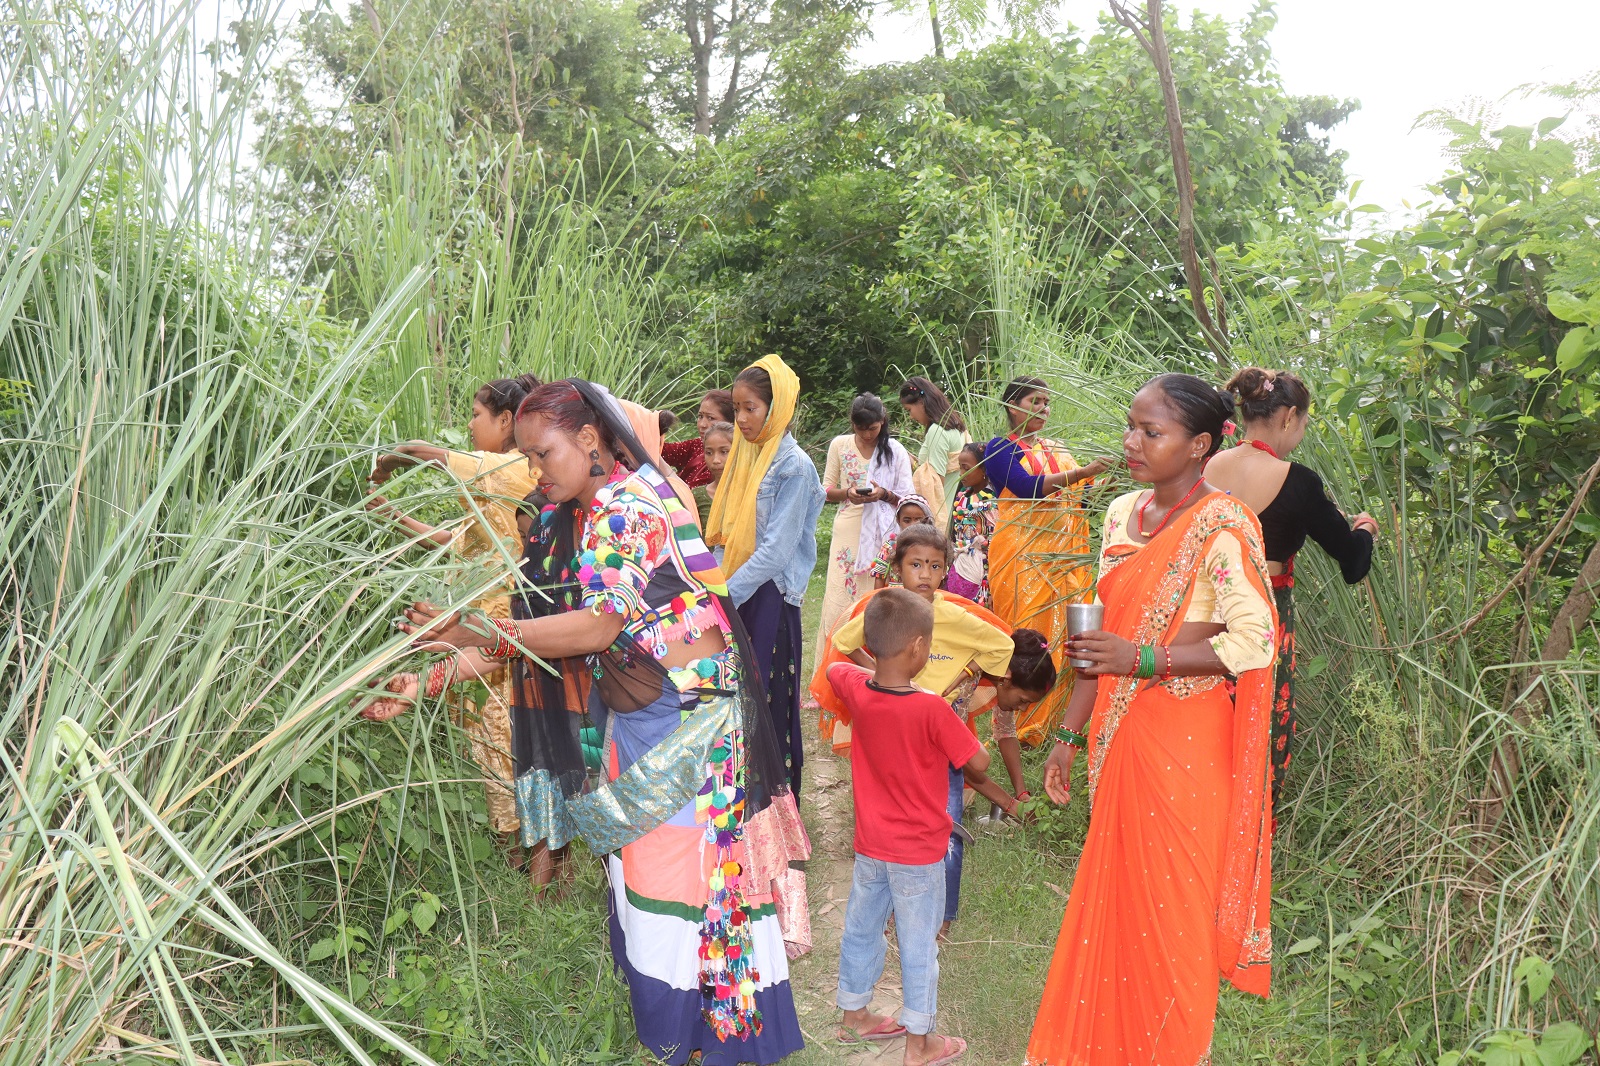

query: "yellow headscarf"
(706, 354), (800, 575)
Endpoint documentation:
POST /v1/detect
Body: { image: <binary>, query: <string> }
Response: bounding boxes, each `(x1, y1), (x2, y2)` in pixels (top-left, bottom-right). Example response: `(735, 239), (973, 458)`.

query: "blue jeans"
(944, 766), (963, 922)
(836, 854), (945, 1035)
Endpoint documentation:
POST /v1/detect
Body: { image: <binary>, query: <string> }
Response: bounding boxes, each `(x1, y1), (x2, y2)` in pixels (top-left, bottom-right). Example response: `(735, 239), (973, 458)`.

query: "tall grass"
(1, 1), (663, 1062)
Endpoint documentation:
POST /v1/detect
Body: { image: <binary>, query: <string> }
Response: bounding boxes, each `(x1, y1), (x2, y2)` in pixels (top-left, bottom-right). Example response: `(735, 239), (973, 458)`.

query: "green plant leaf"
(1535, 1022), (1590, 1066)
(412, 891), (442, 934)
(1516, 955), (1555, 1003)
(1556, 326), (1593, 372)
(1483, 1030), (1539, 1066)
(1547, 291), (1600, 327)
(1286, 936), (1322, 956)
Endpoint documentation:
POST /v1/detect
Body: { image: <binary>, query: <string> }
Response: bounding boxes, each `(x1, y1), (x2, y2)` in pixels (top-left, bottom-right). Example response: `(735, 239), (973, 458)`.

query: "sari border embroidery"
(1085, 494), (1271, 802)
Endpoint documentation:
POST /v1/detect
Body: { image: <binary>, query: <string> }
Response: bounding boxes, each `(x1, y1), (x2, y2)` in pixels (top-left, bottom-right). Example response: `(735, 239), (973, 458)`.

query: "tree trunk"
(710, 0), (744, 140)
(688, 0), (715, 138)
(929, 0), (944, 59)
(1480, 534), (1600, 827)
(1110, 0), (1229, 367)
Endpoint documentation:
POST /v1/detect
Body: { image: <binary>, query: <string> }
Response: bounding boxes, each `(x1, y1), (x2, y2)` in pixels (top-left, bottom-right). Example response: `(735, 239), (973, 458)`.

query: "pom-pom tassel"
(697, 728), (762, 1040)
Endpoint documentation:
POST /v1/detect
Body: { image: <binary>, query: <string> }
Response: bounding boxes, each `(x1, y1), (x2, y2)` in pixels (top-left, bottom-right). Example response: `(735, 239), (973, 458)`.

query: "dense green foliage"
(662, 11), (1354, 417)
(5, 0), (1600, 1063)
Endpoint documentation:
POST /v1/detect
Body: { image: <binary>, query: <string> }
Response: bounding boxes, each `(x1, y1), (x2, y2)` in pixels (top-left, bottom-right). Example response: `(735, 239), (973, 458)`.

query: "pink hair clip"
(1262, 378), (1276, 393)
(1223, 420), (1238, 436)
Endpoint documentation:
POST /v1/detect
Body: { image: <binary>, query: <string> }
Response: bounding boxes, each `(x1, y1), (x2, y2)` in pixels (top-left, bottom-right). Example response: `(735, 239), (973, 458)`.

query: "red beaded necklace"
(1136, 475), (1206, 540)
(1245, 439), (1281, 459)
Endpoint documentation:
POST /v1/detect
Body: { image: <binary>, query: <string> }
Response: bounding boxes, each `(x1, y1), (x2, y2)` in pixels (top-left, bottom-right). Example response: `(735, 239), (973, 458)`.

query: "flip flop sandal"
(837, 1018), (908, 1043)
(922, 1034), (968, 1065)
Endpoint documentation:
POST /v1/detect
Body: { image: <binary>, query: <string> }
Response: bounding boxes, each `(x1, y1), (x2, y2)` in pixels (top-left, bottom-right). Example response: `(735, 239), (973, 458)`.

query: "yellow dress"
(443, 449), (535, 835)
(821, 592), (1013, 753)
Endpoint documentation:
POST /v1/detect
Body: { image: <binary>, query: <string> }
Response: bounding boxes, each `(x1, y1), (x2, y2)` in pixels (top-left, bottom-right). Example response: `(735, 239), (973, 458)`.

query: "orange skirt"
(1026, 680), (1236, 1066)
(988, 492), (1093, 744)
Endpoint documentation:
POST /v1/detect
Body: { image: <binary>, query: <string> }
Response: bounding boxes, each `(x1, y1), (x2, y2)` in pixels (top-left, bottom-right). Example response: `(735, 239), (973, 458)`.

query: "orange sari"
(1026, 494), (1276, 1066)
(988, 435), (1094, 745)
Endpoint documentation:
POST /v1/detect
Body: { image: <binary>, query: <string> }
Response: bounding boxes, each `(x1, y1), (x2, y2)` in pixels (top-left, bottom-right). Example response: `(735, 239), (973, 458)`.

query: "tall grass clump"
(1, 2), (661, 1062)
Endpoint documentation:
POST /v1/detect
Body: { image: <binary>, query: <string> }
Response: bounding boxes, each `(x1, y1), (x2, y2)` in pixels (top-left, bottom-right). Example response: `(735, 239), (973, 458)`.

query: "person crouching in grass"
(826, 588), (981, 1065)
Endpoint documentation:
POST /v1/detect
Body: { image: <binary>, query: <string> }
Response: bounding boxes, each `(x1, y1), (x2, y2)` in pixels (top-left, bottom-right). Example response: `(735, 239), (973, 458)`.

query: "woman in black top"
(1205, 367), (1379, 815)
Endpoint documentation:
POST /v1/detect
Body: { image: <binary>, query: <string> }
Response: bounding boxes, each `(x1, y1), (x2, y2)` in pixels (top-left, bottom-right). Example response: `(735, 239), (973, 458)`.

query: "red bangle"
(486, 618), (520, 659)
(1160, 645), (1172, 678)
(425, 659), (453, 698)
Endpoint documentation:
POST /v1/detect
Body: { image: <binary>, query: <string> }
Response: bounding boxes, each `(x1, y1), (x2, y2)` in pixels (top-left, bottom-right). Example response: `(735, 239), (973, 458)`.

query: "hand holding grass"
(360, 673), (419, 721)
(400, 601), (486, 652)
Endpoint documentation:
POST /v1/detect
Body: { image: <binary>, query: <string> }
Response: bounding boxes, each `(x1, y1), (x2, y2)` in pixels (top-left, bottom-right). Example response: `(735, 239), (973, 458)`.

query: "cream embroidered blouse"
(1097, 491), (1276, 676)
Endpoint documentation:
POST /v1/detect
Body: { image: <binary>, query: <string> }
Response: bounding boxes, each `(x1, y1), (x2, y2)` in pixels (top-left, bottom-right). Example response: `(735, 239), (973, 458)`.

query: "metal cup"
(1065, 602), (1105, 670)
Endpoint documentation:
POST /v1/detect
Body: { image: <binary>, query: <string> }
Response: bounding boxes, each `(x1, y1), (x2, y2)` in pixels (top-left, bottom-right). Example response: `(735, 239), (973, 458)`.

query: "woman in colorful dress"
(945, 442), (997, 607)
(898, 376), (968, 533)
(813, 393), (914, 673)
(376, 379), (809, 1065)
(1027, 374), (1278, 1066)
(1204, 366), (1378, 815)
(707, 356), (826, 796)
(981, 376), (1109, 745)
(366, 374), (539, 865)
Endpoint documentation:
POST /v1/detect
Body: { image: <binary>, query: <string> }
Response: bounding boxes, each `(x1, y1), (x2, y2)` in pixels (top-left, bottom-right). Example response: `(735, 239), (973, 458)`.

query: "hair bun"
(1012, 627), (1049, 654)
(1224, 366), (1273, 403)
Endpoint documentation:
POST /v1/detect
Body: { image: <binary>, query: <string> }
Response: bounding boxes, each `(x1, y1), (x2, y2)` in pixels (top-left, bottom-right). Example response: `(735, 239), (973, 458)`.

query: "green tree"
(662, 9), (1354, 423)
(638, 0), (867, 141)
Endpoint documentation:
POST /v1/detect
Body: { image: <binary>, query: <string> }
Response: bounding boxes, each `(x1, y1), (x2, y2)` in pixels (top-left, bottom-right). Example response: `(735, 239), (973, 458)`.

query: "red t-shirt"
(828, 662), (982, 865)
(660, 438), (711, 488)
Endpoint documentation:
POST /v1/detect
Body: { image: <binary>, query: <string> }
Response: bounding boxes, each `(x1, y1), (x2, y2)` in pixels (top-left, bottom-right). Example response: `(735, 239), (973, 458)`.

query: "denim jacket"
(725, 433), (825, 607)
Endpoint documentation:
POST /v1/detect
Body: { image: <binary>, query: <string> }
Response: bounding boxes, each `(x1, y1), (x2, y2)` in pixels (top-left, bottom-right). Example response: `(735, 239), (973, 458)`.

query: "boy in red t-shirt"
(827, 587), (986, 1066)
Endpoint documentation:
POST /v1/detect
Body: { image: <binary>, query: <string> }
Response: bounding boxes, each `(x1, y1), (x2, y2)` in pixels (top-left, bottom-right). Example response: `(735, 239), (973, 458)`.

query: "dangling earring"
(588, 450), (606, 478)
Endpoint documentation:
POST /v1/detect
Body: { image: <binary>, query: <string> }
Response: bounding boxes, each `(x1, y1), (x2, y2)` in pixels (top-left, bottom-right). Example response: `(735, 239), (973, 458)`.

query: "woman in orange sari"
(1027, 374), (1278, 1066)
(982, 376), (1109, 744)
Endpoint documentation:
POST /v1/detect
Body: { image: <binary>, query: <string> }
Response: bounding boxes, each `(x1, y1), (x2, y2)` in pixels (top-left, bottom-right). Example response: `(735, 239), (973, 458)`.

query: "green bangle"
(1056, 727), (1087, 748)
(1134, 644), (1156, 679)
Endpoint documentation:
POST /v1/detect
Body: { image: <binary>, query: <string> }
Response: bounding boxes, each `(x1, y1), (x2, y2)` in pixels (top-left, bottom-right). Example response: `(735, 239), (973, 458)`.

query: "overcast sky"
(194, 0), (1600, 219)
(855, 0), (1600, 216)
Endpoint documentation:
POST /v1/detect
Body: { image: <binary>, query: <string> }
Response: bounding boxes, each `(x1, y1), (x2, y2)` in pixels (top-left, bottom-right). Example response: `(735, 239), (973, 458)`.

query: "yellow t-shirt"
(443, 449), (537, 561)
(831, 592), (1013, 699)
